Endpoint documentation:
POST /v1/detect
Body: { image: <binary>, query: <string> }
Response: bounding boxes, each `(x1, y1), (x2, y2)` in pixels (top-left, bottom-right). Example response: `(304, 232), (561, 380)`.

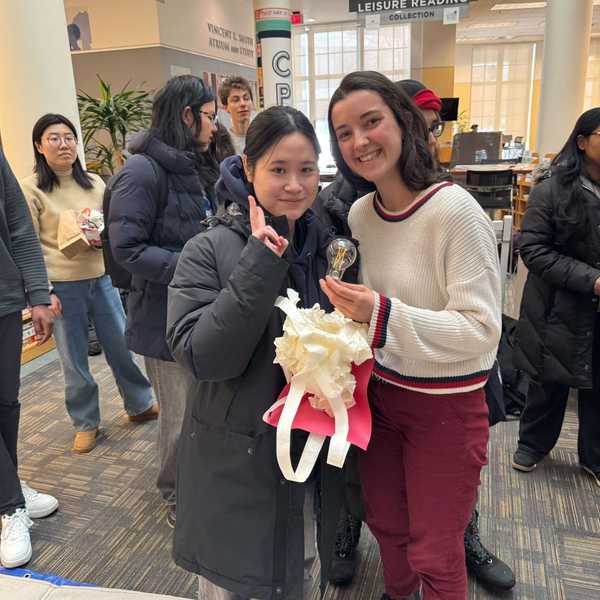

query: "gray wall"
(159, 47), (256, 85)
(71, 46), (257, 98)
(71, 48), (164, 97)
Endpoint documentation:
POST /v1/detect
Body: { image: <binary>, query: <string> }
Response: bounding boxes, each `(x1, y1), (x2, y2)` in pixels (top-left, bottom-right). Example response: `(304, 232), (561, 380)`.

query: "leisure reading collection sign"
(349, 0), (469, 12)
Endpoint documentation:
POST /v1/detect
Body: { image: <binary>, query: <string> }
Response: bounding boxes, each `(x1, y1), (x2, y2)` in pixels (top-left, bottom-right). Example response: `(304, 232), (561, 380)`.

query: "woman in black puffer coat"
(513, 108), (600, 485)
(167, 106), (345, 600)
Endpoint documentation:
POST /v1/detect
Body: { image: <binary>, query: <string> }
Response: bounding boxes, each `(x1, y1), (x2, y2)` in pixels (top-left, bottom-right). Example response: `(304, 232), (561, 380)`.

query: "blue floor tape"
(0, 567), (94, 587)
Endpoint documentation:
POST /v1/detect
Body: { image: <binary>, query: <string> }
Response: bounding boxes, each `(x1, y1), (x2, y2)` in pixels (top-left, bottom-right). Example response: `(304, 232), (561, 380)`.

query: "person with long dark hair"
(512, 108), (600, 485)
(323, 71), (502, 600)
(317, 78), (515, 594)
(210, 121), (236, 164)
(20, 114), (156, 455)
(166, 106), (344, 599)
(108, 75), (218, 527)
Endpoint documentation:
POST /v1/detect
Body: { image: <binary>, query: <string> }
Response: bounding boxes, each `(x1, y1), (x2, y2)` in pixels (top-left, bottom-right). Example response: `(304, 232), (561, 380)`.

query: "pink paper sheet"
(264, 359), (374, 451)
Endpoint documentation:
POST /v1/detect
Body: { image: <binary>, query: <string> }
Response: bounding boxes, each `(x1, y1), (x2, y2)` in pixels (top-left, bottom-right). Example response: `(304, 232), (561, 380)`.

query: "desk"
(450, 163), (534, 176)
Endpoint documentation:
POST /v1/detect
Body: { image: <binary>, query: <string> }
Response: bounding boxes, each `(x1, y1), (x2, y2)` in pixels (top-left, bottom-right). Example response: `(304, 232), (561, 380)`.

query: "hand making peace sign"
(248, 195), (289, 258)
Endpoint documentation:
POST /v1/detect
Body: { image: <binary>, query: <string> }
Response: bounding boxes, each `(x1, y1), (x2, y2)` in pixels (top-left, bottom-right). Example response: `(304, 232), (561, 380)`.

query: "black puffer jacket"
(166, 156), (344, 599)
(313, 172), (360, 238)
(515, 175), (600, 388)
(108, 134), (214, 360)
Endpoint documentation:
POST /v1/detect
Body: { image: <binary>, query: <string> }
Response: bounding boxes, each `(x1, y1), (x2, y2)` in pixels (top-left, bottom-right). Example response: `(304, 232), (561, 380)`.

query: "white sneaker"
(21, 481), (59, 519)
(0, 508), (33, 568)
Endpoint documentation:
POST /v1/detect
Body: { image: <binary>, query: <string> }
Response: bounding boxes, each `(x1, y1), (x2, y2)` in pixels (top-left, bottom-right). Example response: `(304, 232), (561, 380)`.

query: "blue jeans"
(52, 275), (154, 431)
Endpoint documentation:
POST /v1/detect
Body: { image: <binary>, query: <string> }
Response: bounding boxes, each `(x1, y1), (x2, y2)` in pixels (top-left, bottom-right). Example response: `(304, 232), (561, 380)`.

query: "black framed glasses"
(199, 110), (218, 125)
(429, 121), (445, 138)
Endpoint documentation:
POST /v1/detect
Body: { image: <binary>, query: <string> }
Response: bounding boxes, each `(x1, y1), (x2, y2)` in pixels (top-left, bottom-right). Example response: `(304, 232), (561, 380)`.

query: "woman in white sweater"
(322, 71), (502, 600)
(21, 113), (156, 454)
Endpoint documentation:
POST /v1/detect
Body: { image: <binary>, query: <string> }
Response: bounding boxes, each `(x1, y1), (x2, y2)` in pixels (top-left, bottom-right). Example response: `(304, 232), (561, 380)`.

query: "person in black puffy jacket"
(513, 108), (600, 487)
(166, 106), (345, 600)
(107, 75), (218, 526)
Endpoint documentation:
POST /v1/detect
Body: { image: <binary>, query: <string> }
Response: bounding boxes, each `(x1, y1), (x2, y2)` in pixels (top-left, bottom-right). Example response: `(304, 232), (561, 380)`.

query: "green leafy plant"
(77, 76), (152, 175)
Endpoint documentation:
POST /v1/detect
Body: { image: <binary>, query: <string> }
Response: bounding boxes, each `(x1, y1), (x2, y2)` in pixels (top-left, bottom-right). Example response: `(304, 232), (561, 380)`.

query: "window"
(584, 39), (600, 111)
(292, 23), (410, 169)
(470, 43), (534, 143)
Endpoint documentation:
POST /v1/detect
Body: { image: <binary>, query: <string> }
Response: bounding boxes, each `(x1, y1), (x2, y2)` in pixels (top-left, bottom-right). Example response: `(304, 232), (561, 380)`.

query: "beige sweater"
(348, 181), (502, 395)
(21, 172), (105, 282)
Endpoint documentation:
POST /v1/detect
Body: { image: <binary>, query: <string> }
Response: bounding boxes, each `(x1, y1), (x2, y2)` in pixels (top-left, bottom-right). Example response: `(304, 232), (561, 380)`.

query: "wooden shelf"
(514, 175), (534, 230)
(22, 337), (55, 364)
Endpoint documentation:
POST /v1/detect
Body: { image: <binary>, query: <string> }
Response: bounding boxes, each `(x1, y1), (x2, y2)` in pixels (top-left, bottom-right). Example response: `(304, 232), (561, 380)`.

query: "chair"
(464, 167), (513, 211)
(491, 214), (513, 306)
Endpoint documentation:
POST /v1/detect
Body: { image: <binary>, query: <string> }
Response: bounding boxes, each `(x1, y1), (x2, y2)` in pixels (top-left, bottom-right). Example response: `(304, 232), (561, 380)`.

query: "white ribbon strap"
(314, 371), (351, 468)
(275, 375), (326, 482)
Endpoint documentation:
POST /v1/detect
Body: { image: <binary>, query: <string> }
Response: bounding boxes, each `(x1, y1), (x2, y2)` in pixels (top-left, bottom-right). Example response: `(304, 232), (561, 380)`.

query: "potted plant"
(78, 76), (152, 176)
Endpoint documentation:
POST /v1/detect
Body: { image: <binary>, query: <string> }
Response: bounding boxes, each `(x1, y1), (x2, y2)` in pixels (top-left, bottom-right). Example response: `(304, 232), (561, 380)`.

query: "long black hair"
(142, 75), (219, 188)
(244, 105), (320, 171)
(32, 114), (93, 193)
(550, 108), (600, 236)
(210, 122), (236, 163)
(327, 71), (440, 193)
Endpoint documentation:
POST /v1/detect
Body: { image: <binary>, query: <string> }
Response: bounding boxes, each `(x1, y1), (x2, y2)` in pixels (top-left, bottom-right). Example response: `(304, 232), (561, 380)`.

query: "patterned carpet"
(14, 353), (600, 599)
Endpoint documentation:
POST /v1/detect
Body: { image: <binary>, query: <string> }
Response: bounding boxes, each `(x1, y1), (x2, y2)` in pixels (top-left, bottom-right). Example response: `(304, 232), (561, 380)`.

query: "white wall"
(156, 0), (256, 67)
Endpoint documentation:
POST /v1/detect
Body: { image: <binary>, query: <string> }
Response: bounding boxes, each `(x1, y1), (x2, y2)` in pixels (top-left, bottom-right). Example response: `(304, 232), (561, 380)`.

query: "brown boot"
(128, 402), (159, 423)
(73, 428), (98, 453)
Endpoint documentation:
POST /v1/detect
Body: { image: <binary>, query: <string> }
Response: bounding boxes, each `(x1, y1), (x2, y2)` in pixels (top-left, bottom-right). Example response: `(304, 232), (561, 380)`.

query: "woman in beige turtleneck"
(20, 114), (156, 454)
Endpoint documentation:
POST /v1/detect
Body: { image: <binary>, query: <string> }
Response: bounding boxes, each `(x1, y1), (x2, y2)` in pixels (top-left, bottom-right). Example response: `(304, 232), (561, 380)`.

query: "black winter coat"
(515, 175), (600, 388)
(108, 135), (213, 360)
(313, 172), (360, 238)
(166, 159), (344, 599)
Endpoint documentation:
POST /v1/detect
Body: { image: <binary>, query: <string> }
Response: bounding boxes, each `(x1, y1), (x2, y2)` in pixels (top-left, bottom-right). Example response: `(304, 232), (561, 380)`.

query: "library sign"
(361, 4), (468, 25)
(349, 0), (469, 12)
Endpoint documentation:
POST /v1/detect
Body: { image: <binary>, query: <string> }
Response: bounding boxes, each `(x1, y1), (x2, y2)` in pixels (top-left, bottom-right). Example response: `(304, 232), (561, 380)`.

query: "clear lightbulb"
(326, 237), (357, 280)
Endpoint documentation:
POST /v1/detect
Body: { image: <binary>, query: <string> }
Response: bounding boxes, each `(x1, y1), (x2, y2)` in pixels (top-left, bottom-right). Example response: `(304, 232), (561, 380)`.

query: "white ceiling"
(291, 0), (600, 43)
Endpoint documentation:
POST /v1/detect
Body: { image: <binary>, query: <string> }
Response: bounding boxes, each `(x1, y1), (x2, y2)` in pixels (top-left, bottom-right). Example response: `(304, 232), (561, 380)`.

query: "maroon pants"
(359, 379), (489, 600)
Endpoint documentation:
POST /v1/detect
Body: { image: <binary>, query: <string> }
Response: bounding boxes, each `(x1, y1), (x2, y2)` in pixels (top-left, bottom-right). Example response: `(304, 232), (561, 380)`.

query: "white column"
(0, 0), (83, 179)
(254, 0), (293, 109)
(537, 0), (593, 156)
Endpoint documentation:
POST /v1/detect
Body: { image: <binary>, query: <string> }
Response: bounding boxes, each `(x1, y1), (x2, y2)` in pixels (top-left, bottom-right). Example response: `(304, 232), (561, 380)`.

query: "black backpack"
(101, 156), (168, 290)
(497, 314), (529, 418)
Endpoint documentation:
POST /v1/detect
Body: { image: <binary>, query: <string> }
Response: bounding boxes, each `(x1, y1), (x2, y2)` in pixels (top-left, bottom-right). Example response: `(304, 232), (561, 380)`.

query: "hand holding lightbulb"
(320, 277), (375, 324)
(248, 195), (288, 257)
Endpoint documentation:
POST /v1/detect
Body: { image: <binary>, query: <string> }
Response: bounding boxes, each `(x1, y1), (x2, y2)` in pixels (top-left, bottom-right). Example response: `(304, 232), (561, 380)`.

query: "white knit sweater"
(348, 181), (502, 394)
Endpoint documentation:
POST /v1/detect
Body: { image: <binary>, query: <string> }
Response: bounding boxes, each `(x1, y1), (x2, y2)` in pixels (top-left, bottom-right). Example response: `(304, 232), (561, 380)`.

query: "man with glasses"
(219, 76), (255, 155)
(106, 75), (219, 527)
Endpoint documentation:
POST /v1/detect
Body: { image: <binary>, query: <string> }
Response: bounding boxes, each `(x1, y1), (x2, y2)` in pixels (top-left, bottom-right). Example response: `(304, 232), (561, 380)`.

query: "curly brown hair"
(219, 76), (254, 107)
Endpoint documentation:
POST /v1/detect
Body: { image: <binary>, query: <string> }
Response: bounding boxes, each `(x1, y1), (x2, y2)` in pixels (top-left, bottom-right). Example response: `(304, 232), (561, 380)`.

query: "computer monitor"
(440, 98), (459, 122)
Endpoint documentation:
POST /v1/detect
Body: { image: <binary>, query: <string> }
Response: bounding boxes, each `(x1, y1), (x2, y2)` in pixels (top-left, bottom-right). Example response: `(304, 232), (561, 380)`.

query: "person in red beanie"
(397, 80), (446, 159)
(316, 77), (515, 595)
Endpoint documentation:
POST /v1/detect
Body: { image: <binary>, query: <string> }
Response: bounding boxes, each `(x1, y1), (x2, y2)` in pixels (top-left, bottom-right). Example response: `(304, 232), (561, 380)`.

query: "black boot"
(465, 510), (516, 591)
(328, 510), (362, 585)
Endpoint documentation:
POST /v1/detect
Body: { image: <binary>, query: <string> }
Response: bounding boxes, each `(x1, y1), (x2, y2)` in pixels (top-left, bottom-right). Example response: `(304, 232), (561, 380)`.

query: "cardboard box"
(57, 210), (91, 259)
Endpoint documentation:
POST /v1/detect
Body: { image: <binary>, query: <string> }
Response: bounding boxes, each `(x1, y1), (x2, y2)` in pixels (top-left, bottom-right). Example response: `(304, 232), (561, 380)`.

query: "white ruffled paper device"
(263, 289), (373, 483)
